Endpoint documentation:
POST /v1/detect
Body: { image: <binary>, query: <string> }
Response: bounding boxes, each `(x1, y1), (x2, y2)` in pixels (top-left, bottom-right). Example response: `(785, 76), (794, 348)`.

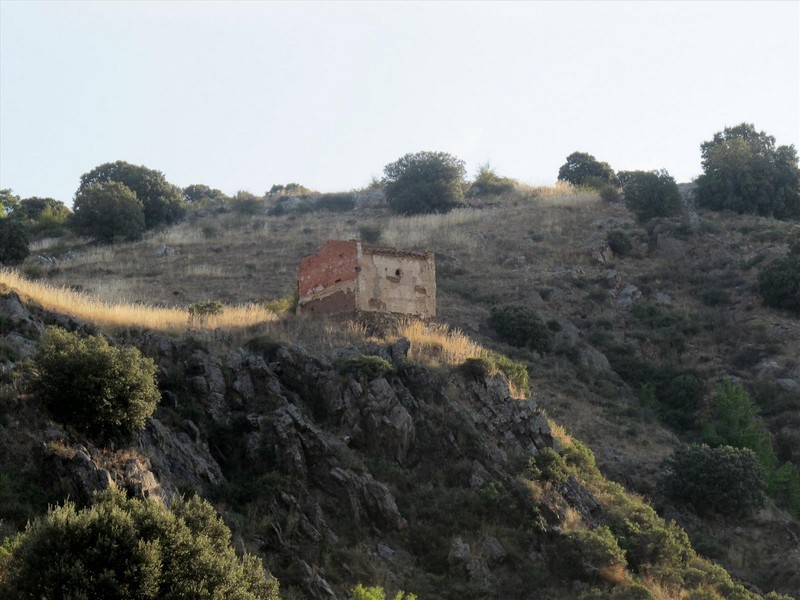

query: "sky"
(1, 1), (798, 205)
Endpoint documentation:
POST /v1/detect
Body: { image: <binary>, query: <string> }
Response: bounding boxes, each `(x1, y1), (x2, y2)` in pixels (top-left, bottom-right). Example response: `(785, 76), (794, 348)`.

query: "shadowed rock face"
(7, 288), (793, 598)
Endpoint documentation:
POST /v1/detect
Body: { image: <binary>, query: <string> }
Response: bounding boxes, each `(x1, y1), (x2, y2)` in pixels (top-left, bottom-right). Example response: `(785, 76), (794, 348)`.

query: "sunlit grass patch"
(0, 269), (277, 333)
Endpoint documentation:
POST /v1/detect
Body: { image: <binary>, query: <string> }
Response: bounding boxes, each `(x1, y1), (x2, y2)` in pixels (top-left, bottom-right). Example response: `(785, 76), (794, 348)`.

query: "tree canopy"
(34, 326), (160, 443)
(619, 169), (682, 221)
(0, 219), (29, 265)
(77, 161), (185, 229)
(0, 487), (280, 600)
(662, 444), (766, 516)
(71, 181), (146, 242)
(557, 152), (617, 188)
(183, 184), (229, 205)
(383, 151), (466, 214)
(695, 123), (800, 219)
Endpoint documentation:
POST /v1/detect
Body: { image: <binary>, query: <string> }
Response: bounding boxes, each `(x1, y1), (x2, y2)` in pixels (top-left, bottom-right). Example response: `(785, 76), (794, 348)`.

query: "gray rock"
(655, 292), (672, 306)
(154, 244), (175, 257)
(329, 466), (406, 531)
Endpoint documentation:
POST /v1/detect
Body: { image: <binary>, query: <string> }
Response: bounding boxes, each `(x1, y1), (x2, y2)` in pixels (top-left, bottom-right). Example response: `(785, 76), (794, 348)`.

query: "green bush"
(71, 181), (146, 242)
(0, 487), (280, 599)
(606, 229), (633, 256)
(350, 584), (416, 600)
(488, 305), (553, 353)
(33, 327), (160, 443)
(557, 152), (617, 188)
(619, 169), (682, 221)
(188, 300), (224, 322)
(528, 447), (570, 487)
(695, 123), (800, 220)
(0, 218), (29, 265)
(558, 525), (627, 582)
(758, 253), (800, 314)
(383, 151), (467, 214)
(469, 162), (517, 197)
(183, 183), (228, 205)
(340, 355), (396, 381)
(77, 161), (185, 229)
(662, 444), (766, 516)
(460, 351), (530, 396)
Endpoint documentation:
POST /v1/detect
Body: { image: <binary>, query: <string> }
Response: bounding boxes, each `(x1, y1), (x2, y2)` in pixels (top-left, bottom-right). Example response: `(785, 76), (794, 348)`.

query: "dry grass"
(380, 208), (484, 250)
(0, 269), (277, 333)
(398, 319), (485, 367)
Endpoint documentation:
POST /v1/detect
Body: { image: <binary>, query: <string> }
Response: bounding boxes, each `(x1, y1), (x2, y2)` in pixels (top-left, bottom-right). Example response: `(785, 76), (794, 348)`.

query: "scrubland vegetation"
(1, 123), (799, 598)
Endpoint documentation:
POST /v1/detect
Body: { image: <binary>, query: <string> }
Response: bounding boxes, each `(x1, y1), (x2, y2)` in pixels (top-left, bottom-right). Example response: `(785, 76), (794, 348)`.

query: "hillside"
(2, 184), (799, 598)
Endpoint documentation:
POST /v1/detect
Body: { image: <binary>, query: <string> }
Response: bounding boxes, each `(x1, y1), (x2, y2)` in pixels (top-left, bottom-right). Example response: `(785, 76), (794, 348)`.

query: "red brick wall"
(298, 240), (359, 298)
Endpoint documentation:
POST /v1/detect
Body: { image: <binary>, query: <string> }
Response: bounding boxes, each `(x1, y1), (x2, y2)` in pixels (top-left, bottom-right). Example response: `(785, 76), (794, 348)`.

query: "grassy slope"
(7, 184), (800, 596)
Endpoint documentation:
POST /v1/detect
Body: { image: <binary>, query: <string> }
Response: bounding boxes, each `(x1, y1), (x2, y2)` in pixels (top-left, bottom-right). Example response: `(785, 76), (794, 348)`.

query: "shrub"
(557, 152), (617, 188)
(383, 151), (467, 214)
(350, 584), (416, 600)
(340, 355), (396, 381)
(662, 444), (766, 516)
(469, 162), (517, 197)
(488, 305), (553, 353)
(619, 169), (682, 221)
(183, 183), (228, 205)
(188, 300), (224, 322)
(558, 525), (627, 582)
(0, 487), (280, 599)
(695, 123), (800, 219)
(358, 224), (382, 243)
(758, 253), (800, 314)
(528, 447), (570, 487)
(599, 184), (623, 203)
(33, 327), (160, 443)
(231, 191), (263, 215)
(0, 218), (29, 265)
(606, 229), (633, 256)
(460, 351), (530, 396)
(71, 181), (146, 242)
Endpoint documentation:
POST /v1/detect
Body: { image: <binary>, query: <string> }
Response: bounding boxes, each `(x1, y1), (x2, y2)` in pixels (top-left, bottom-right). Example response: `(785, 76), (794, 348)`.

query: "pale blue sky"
(1, 1), (798, 205)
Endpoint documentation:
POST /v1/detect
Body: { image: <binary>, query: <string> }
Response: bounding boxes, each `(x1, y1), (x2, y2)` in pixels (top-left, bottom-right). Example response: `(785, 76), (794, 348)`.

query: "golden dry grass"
(0, 269), (277, 333)
(398, 319), (485, 367)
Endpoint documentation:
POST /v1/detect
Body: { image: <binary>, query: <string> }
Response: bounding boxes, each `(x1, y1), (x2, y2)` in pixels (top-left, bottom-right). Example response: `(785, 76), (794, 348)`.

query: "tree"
(758, 245), (800, 314)
(33, 326), (160, 443)
(619, 169), (682, 221)
(183, 184), (228, 205)
(662, 444), (766, 516)
(695, 123), (800, 219)
(17, 197), (71, 237)
(0, 219), (29, 265)
(383, 151), (466, 214)
(488, 304), (553, 353)
(0, 189), (21, 218)
(77, 160), (185, 229)
(557, 152), (617, 188)
(71, 181), (146, 242)
(0, 487), (280, 600)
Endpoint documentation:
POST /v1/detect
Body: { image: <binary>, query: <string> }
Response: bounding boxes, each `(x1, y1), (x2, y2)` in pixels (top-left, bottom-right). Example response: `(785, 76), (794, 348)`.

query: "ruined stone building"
(297, 240), (436, 317)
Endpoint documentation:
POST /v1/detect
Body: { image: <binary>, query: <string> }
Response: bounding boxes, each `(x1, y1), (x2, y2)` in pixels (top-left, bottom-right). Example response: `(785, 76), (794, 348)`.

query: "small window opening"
(395, 269), (402, 277)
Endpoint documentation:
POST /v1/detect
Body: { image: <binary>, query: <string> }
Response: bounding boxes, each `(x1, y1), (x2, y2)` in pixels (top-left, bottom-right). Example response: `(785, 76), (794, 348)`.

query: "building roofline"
(360, 243), (433, 260)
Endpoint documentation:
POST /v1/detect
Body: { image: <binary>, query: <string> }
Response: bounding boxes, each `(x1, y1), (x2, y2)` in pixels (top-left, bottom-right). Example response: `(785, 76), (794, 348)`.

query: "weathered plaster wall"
(357, 251), (436, 317)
